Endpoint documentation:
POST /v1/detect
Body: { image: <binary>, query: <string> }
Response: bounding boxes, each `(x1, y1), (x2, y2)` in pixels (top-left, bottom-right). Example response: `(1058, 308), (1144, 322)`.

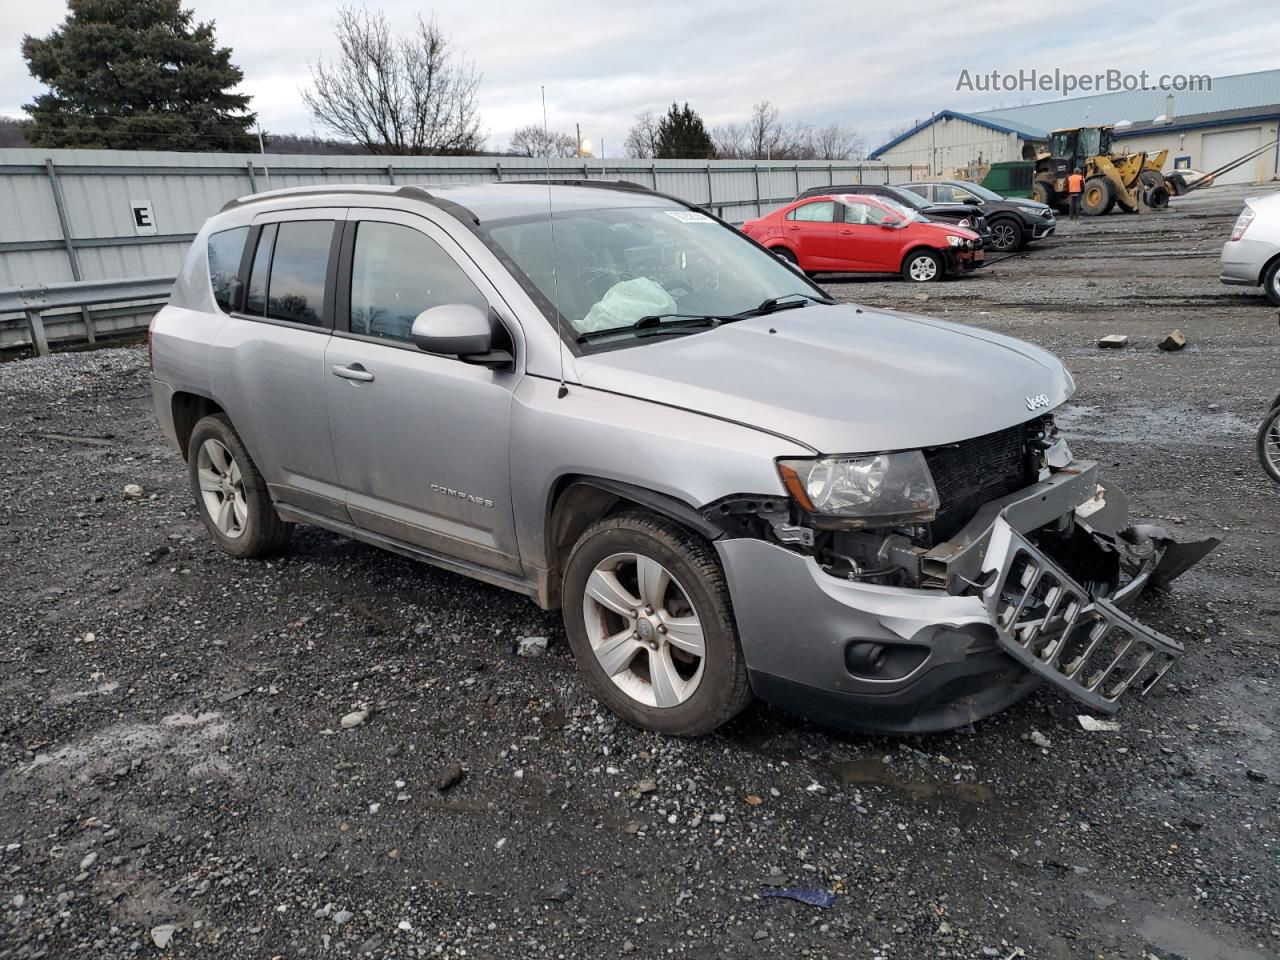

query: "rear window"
(207, 227), (249, 312)
(243, 220), (335, 326)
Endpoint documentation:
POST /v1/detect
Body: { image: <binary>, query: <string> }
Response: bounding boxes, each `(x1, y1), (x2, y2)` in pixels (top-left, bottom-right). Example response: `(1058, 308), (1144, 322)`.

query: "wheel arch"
(1258, 249), (1280, 288)
(900, 244), (943, 271)
(171, 392), (226, 461)
(542, 476), (723, 609)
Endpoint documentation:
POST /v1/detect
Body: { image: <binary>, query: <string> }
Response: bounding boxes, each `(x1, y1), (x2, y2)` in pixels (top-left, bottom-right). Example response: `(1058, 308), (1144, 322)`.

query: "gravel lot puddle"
(831, 758), (994, 806)
(1136, 914), (1272, 960)
(21, 711), (235, 783)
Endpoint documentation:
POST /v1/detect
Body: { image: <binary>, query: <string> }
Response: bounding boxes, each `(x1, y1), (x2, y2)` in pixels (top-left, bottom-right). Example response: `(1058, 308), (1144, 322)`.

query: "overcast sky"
(2, 0), (1277, 154)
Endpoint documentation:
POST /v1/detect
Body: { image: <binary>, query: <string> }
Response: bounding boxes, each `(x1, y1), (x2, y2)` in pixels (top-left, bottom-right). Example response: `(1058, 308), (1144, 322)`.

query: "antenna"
(542, 86), (568, 399)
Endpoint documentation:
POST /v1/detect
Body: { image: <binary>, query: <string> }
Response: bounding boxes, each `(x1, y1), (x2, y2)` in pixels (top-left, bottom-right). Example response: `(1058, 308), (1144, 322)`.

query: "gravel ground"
(1, 186), (1278, 960)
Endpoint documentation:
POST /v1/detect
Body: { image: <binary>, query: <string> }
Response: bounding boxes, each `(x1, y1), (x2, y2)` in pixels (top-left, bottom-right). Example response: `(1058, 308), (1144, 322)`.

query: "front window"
(1078, 127), (1102, 157)
(349, 221), (486, 342)
(483, 205), (823, 345)
(848, 196), (920, 223)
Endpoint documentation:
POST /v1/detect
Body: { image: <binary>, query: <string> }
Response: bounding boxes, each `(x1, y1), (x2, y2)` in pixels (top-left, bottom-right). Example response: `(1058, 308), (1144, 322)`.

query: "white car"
(1220, 190), (1280, 305)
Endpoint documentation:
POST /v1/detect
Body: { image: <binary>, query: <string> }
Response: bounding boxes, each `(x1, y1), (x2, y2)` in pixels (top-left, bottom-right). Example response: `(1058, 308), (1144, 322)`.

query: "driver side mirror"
(410, 304), (513, 369)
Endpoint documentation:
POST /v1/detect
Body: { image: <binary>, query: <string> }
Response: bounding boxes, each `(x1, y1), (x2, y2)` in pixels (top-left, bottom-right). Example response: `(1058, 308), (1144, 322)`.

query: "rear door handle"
(331, 363), (374, 382)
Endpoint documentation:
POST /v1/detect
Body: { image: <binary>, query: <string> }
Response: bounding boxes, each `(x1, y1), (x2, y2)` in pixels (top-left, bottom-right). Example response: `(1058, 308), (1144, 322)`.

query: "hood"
(575, 303), (1074, 453)
(918, 220), (978, 239)
(1008, 198), (1052, 213)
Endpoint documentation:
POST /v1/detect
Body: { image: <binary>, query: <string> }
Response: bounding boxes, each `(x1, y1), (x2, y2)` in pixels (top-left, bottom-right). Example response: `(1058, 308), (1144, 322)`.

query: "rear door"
(323, 209), (524, 575)
(785, 200), (849, 268)
(210, 209), (349, 523)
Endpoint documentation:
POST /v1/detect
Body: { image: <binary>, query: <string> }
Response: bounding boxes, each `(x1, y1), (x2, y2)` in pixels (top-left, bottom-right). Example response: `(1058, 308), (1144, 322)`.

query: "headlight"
(777, 451), (939, 523)
(945, 235), (966, 247)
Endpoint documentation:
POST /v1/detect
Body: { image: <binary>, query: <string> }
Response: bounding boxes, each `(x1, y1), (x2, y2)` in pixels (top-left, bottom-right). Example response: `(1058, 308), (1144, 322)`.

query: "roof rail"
(220, 183), (418, 212)
(494, 177), (654, 194)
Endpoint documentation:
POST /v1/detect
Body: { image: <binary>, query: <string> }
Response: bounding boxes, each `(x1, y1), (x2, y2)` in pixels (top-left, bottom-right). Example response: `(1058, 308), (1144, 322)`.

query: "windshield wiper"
(737, 292), (837, 317)
(576, 312), (741, 344)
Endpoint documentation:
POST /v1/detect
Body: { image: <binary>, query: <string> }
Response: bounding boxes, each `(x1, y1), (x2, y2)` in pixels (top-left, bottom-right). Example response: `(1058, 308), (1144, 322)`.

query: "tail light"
(1230, 207), (1255, 242)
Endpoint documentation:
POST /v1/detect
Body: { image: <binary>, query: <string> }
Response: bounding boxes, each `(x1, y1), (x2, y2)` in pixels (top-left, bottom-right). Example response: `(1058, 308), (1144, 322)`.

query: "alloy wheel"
(992, 223), (1017, 250)
(908, 255), (938, 281)
(581, 552), (705, 708)
(196, 438), (248, 539)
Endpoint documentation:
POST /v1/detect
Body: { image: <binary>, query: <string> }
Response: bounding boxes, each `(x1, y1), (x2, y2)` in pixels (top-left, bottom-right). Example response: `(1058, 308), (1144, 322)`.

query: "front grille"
(920, 423), (1031, 545)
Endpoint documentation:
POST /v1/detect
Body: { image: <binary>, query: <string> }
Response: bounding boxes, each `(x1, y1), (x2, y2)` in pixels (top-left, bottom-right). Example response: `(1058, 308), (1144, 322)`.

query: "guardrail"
(0, 276), (173, 356)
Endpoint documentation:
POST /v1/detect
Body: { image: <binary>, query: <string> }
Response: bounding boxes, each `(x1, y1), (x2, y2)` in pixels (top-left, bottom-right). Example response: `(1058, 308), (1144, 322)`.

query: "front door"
(323, 210), (524, 575)
(838, 199), (905, 271)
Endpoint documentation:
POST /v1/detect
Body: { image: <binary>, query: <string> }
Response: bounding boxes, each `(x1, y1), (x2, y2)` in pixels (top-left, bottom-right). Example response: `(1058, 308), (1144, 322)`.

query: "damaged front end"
(709, 415), (1218, 732)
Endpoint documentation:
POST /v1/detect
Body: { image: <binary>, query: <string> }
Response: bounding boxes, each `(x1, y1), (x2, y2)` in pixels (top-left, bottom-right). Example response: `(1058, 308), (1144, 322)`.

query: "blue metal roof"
(972, 69), (1280, 133)
(868, 110), (1047, 159)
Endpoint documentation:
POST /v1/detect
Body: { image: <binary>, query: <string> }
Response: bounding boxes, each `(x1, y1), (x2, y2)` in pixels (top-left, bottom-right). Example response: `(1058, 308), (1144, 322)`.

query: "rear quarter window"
(207, 227), (249, 312)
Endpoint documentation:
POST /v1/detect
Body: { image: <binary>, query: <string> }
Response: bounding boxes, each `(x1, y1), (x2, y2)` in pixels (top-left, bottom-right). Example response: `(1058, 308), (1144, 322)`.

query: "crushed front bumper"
(716, 461), (1217, 733)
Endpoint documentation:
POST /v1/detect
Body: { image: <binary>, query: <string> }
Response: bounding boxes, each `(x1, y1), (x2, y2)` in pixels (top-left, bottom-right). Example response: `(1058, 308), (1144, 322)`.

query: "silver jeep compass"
(150, 180), (1216, 736)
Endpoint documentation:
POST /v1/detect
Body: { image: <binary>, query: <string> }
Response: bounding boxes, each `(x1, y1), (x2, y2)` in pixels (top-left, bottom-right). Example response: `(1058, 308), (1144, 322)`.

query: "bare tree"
(302, 7), (483, 155)
(0, 116), (30, 148)
(509, 124), (578, 158)
(807, 123), (865, 160)
(711, 122), (747, 159)
(623, 110), (660, 158)
(747, 100), (787, 160)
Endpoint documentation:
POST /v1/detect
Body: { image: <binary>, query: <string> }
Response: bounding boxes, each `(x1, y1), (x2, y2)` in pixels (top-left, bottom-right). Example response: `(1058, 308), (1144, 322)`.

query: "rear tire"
(1257, 405), (1280, 485)
(989, 218), (1025, 251)
(772, 247), (798, 265)
(901, 249), (944, 282)
(187, 414), (293, 559)
(561, 512), (751, 736)
(1263, 258), (1280, 307)
(1080, 177), (1113, 216)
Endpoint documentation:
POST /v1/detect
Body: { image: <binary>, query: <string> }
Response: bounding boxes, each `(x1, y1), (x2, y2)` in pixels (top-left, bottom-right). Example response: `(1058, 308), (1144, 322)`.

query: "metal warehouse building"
(870, 69), (1280, 185)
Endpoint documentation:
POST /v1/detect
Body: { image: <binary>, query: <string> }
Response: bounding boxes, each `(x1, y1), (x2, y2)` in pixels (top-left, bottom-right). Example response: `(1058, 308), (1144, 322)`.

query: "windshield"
(883, 187), (930, 211)
(955, 181), (1004, 202)
(483, 206), (820, 344)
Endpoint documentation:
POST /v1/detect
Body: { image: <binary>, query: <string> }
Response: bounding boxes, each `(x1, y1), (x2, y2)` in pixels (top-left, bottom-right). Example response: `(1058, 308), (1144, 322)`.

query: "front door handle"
(331, 363), (374, 382)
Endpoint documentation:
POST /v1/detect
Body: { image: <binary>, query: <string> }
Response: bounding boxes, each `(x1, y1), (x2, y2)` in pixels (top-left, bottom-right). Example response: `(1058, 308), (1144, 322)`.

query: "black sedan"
(795, 182), (994, 250)
(897, 180), (1056, 251)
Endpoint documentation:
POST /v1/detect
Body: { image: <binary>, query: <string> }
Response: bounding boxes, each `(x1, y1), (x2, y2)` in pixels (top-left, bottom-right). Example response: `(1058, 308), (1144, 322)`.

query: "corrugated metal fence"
(0, 148), (922, 349)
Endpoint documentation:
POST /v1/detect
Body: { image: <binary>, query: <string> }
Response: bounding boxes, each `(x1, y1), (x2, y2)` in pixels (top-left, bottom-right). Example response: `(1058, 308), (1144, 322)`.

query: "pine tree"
(22, 0), (256, 151)
(654, 102), (715, 160)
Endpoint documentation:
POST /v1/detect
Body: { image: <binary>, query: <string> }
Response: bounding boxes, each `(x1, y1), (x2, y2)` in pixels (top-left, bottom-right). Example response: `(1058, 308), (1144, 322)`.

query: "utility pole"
(576, 122), (582, 157)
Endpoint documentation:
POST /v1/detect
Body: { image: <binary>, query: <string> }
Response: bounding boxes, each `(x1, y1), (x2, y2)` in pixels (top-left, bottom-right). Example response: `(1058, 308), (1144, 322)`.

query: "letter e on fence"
(130, 200), (158, 236)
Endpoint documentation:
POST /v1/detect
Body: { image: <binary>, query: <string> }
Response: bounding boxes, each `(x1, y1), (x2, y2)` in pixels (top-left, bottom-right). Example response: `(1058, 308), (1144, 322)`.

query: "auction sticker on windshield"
(665, 210), (714, 223)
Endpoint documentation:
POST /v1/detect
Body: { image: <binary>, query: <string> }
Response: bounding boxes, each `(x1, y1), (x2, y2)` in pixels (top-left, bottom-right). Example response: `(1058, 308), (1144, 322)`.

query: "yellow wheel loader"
(1025, 125), (1170, 216)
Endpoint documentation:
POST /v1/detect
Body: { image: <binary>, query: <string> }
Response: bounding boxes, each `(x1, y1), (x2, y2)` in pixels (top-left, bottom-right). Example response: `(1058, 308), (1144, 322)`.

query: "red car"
(742, 193), (984, 282)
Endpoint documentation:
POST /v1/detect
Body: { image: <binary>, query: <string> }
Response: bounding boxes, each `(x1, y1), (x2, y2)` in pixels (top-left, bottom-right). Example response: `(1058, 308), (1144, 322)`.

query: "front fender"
(510, 376), (807, 582)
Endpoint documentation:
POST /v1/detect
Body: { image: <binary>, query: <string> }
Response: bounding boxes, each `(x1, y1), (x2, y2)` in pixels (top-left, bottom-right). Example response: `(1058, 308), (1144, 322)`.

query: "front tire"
(1031, 182), (1055, 206)
(902, 249), (944, 282)
(1080, 177), (1113, 216)
(989, 218), (1025, 251)
(187, 414), (292, 558)
(561, 512), (751, 736)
